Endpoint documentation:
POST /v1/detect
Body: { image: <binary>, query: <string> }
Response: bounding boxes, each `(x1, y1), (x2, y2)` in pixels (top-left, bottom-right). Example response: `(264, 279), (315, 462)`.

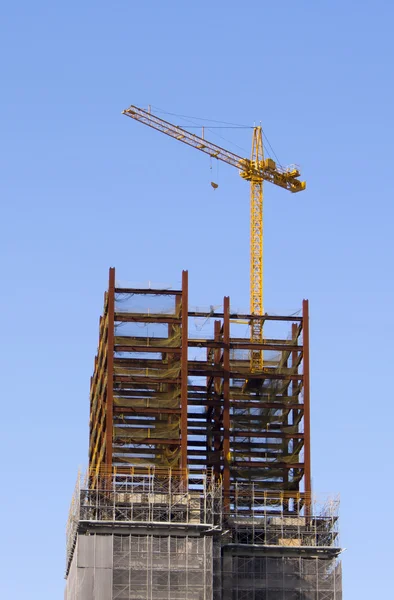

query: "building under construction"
(65, 268), (342, 599)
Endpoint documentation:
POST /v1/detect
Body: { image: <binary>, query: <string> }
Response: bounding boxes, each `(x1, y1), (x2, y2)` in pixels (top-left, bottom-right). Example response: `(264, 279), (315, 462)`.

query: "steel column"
(105, 267), (115, 472)
(223, 296), (230, 510)
(302, 299), (312, 500)
(181, 270), (189, 470)
(213, 320), (222, 478)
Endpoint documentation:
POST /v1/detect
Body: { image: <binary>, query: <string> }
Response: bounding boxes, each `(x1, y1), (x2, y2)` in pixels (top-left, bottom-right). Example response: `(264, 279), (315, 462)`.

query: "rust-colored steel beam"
(188, 311), (302, 322)
(114, 375), (181, 384)
(188, 389), (300, 400)
(114, 359), (176, 369)
(186, 458), (304, 469)
(114, 313), (181, 324)
(302, 299), (312, 499)
(186, 449), (295, 458)
(230, 461), (304, 469)
(114, 345), (182, 354)
(113, 393), (173, 400)
(230, 342), (303, 352)
(190, 400), (304, 410)
(113, 407), (182, 415)
(114, 287), (182, 296)
(181, 270), (188, 470)
(105, 267), (115, 472)
(186, 440), (287, 449)
(115, 417), (179, 427)
(223, 296), (230, 510)
(113, 446), (181, 454)
(113, 437), (181, 445)
(187, 365), (303, 380)
(185, 429), (304, 439)
(187, 339), (303, 352)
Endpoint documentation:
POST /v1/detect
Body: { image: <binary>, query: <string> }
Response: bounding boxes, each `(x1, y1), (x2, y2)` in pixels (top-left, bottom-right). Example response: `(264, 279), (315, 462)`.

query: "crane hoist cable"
(122, 104), (306, 371)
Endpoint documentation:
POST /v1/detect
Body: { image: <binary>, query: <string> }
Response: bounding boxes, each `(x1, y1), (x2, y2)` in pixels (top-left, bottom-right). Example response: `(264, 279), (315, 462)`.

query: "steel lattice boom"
(123, 105), (306, 370)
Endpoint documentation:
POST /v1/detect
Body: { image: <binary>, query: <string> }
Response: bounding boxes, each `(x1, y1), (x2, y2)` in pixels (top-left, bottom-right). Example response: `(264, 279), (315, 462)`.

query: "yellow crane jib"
(122, 105), (306, 372)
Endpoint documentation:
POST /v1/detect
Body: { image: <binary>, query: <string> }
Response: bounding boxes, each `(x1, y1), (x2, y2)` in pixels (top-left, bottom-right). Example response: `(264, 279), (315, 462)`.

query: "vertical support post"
(223, 296), (230, 511)
(213, 320), (222, 478)
(181, 270), (189, 472)
(105, 267), (115, 475)
(302, 299), (312, 504)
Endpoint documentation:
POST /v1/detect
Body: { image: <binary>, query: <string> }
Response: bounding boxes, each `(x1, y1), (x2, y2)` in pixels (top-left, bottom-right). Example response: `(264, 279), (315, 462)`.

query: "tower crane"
(123, 105), (306, 371)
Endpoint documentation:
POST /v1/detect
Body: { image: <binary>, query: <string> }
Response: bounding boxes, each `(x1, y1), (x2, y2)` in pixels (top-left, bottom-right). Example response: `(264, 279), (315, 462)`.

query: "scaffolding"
(66, 469), (222, 600)
(66, 470), (341, 600)
(225, 488), (340, 549)
(221, 489), (341, 600)
(223, 556), (342, 600)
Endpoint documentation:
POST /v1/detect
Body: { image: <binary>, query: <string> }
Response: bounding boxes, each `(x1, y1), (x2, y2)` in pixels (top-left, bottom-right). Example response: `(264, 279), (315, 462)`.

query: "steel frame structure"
(89, 269), (311, 506)
(89, 268), (189, 477)
(66, 269), (342, 600)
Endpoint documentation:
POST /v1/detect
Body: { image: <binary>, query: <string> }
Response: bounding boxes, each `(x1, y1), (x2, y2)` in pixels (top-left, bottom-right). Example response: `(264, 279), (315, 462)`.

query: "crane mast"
(123, 105), (306, 371)
(249, 127), (264, 370)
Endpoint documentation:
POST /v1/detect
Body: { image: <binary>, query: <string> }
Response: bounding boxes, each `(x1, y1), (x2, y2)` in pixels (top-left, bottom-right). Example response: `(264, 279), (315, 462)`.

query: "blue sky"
(1, 1), (393, 597)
